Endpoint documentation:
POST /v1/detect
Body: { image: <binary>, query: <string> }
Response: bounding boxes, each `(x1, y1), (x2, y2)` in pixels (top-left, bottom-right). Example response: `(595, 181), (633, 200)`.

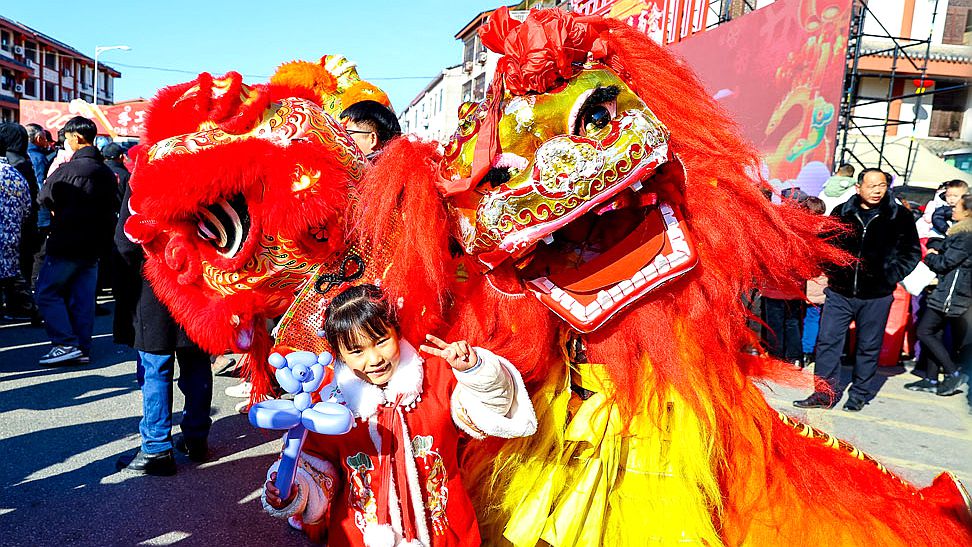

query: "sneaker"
(174, 434), (209, 463)
(802, 353), (815, 368)
(904, 378), (938, 393)
(843, 398), (866, 412)
(793, 392), (835, 409)
(224, 381), (252, 399)
(39, 345), (83, 365)
(937, 373), (969, 397)
(116, 449), (176, 476)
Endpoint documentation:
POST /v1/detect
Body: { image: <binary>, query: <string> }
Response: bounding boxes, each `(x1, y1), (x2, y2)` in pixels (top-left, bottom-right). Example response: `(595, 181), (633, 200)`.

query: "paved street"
(1, 298), (969, 546)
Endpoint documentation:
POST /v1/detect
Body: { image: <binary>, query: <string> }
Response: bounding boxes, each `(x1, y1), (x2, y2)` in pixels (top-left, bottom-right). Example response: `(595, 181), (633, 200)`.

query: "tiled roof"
(861, 37), (972, 64)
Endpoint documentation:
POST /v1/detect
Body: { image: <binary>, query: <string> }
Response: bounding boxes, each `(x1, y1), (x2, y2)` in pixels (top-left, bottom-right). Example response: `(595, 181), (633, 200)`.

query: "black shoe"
(175, 435), (209, 463)
(904, 378), (939, 393)
(793, 392), (834, 409)
(802, 353), (815, 368)
(937, 373), (969, 397)
(843, 398), (866, 412)
(116, 449), (176, 476)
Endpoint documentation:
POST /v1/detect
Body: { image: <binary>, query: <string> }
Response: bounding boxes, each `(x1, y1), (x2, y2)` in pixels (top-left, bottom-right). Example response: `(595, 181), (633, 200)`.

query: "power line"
(108, 61), (434, 81)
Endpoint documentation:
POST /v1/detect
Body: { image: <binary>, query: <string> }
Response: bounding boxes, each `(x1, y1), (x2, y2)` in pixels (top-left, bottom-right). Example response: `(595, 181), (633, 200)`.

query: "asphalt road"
(1, 299), (969, 546)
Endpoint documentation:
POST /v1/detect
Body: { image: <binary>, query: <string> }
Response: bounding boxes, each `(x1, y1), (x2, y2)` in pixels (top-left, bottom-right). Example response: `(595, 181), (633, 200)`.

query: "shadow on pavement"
(0, 411), (314, 545)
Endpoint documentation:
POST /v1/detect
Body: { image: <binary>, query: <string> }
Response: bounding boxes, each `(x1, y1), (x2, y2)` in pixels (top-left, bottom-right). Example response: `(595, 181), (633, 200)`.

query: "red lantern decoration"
(913, 78), (934, 94)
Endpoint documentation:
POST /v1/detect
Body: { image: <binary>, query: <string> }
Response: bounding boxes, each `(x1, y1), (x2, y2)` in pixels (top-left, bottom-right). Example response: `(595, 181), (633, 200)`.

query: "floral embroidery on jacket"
(412, 435), (450, 535)
(345, 452), (378, 533)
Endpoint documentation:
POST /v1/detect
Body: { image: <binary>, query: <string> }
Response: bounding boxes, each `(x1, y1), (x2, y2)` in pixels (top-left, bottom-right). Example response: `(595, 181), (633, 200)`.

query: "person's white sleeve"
(261, 453), (338, 525)
(451, 347), (537, 440)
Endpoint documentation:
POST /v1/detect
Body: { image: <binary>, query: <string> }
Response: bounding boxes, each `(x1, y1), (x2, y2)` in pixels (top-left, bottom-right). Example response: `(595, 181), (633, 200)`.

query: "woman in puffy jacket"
(911, 193), (972, 396)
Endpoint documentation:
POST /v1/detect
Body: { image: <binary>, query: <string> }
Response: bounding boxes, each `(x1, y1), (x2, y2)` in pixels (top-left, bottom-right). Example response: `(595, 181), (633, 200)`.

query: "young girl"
(262, 284), (536, 546)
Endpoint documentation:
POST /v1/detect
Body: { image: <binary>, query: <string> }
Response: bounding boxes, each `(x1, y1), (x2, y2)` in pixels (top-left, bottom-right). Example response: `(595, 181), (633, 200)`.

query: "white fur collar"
(333, 340), (424, 420)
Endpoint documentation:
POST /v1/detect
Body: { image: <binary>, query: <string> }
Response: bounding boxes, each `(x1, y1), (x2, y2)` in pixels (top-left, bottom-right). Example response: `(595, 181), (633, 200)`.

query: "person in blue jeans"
(35, 116), (117, 365)
(114, 182), (213, 476)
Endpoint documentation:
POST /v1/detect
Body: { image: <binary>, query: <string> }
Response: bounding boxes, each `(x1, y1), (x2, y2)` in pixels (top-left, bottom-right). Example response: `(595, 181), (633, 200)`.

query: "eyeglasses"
(345, 129), (374, 136)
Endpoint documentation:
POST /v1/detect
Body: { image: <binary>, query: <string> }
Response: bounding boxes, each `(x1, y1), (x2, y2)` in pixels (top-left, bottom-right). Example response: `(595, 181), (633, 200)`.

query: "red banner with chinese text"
(19, 98), (148, 138)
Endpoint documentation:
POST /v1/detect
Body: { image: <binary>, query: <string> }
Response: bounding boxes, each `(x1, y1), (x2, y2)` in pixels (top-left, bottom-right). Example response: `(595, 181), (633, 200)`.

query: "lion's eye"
(570, 85), (620, 137)
(196, 193), (250, 258)
(583, 106), (612, 131)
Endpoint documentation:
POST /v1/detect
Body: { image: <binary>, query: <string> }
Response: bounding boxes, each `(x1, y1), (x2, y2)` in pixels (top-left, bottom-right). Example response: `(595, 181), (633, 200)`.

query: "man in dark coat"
(114, 181), (213, 476)
(34, 117), (117, 365)
(794, 168), (921, 411)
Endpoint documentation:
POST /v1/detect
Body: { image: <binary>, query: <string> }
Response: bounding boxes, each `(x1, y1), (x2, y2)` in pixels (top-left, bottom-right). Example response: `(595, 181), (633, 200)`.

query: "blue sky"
(4, 0), (502, 111)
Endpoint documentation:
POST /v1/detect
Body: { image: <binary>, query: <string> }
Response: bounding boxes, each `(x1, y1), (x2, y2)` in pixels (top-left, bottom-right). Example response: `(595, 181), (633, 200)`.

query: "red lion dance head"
(126, 71), (365, 395)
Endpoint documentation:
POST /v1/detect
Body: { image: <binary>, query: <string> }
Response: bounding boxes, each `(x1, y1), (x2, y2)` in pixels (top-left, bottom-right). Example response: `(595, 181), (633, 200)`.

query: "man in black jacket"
(794, 168), (920, 411)
(34, 116), (118, 365)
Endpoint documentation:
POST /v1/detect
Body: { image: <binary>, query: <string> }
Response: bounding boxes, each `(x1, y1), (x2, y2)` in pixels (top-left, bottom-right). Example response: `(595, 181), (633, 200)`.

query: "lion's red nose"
(163, 234), (201, 285)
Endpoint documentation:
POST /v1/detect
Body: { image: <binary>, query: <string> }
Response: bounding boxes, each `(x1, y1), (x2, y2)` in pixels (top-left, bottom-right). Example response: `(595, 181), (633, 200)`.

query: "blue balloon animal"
(248, 350), (353, 499)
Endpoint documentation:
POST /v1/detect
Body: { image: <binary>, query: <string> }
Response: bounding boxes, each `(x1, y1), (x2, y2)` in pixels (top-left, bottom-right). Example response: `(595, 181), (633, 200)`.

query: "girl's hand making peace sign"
(419, 334), (479, 372)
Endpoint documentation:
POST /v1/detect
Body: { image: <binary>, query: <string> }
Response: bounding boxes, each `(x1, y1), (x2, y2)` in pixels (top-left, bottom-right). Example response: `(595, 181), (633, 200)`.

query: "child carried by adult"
(261, 284), (537, 546)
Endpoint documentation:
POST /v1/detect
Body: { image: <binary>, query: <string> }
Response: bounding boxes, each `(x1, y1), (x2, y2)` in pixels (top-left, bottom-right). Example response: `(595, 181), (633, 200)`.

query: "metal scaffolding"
(835, 0), (968, 182)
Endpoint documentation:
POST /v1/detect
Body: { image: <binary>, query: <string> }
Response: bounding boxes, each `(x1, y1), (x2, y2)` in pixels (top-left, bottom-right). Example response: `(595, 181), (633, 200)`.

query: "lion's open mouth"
(514, 161), (696, 332)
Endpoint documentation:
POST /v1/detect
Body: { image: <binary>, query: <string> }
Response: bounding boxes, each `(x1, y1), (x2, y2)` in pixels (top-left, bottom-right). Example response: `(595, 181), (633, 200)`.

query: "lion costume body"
(127, 8), (969, 547)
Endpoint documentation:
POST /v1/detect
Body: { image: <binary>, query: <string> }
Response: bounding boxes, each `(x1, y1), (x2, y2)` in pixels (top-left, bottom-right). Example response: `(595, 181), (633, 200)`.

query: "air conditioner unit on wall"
(13, 45), (24, 55)
(463, 61), (473, 73)
(14, 83), (24, 93)
(477, 51), (488, 64)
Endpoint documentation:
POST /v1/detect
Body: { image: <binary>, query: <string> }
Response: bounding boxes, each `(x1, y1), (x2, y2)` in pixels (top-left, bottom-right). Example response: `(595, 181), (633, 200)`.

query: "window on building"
(0, 30), (11, 52)
(461, 80), (473, 103)
(44, 82), (56, 101)
(473, 74), (486, 101)
(61, 88), (71, 101)
(45, 51), (57, 69)
(928, 82), (969, 138)
(438, 89), (444, 113)
(463, 37), (475, 64)
(23, 78), (37, 97)
(0, 70), (12, 91)
(24, 41), (37, 63)
(81, 92), (92, 103)
(942, 1), (972, 45)
(62, 60), (72, 77)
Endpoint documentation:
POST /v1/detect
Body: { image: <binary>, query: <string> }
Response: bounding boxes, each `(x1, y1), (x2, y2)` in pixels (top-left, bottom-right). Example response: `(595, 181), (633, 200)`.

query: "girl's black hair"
(323, 284), (399, 354)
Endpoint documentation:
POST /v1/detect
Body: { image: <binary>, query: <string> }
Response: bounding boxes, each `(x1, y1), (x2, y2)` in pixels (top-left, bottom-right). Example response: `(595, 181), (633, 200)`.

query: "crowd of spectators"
(759, 164), (971, 411)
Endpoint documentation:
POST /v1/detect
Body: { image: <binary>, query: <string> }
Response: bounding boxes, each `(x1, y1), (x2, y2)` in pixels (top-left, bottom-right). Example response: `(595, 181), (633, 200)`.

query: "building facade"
(0, 15), (121, 122)
(855, 0), (971, 141)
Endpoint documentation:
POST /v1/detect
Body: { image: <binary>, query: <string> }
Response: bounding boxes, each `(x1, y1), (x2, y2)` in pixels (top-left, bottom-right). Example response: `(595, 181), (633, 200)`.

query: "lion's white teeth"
(631, 181), (643, 192)
(541, 234), (554, 245)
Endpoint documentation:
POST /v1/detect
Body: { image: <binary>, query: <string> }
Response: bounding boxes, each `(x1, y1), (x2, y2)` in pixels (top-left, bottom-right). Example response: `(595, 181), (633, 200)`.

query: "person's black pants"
(814, 289), (894, 401)
(917, 306), (971, 377)
(762, 297), (804, 360)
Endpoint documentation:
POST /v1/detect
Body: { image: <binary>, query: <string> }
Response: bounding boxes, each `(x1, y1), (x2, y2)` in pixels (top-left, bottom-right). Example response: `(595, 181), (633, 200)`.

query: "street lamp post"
(93, 45), (130, 105)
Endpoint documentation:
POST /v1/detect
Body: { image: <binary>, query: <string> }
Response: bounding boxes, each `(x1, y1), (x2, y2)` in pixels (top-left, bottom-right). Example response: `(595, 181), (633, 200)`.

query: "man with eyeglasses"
(340, 100), (401, 159)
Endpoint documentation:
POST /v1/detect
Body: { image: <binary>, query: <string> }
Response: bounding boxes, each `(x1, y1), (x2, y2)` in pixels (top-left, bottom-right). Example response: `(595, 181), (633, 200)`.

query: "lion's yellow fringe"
(466, 356), (724, 546)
